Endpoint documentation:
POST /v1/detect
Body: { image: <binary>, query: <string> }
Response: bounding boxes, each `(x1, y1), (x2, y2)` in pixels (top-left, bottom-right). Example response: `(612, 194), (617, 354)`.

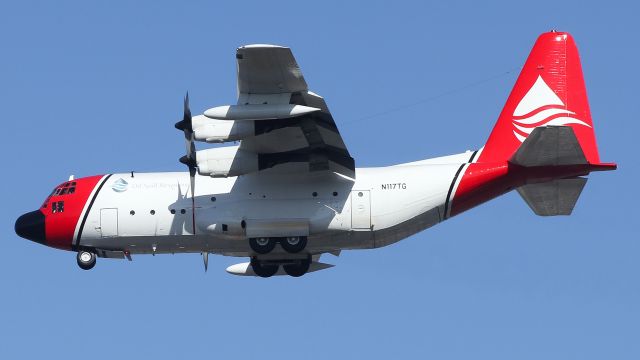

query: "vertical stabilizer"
(477, 31), (600, 164)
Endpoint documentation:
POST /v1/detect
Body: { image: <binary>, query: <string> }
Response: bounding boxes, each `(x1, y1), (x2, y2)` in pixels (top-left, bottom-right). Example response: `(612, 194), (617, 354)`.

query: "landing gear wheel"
(280, 236), (307, 254)
(283, 256), (311, 277)
(77, 251), (96, 270)
(250, 258), (279, 278)
(249, 237), (276, 254)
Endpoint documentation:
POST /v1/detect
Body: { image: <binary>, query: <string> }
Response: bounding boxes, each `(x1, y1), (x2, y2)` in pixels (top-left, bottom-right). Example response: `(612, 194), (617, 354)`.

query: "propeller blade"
(184, 92), (191, 122)
(175, 92), (192, 131)
(175, 92), (197, 235)
(189, 164), (196, 197)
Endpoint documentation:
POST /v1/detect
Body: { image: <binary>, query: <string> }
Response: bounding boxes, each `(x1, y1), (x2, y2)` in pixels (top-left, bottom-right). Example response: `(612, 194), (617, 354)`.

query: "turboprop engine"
(191, 115), (254, 143)
(196, 145), (258, 177)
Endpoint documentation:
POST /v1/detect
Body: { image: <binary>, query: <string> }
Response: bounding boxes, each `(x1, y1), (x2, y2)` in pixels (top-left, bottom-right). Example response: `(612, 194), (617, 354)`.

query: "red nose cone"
(38, 175), (106, 250)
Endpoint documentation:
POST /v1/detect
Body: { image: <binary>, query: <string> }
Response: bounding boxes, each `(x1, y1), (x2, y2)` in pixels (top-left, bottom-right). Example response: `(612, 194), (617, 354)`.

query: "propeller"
(175, 93), (197, 236)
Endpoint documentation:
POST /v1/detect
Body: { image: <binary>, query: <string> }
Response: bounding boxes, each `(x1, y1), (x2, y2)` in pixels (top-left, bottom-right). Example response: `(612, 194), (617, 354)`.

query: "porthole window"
(358, 192), (363, 197)
(170, 209), (176, 214)
(333, 191), (338, 196)
(180, 209), (186, 214)
(211, 196), (216, 202)
(312, 192), (318, 197)
(150, 210), (155, 215)
(130, 210), (135, 215)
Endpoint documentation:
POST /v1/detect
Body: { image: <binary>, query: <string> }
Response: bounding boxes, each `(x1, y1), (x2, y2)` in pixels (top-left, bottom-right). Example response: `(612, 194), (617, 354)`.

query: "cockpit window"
(51, 201), (64, 213)
(51, 182), (77, 197)
(43, 181), (77, 209)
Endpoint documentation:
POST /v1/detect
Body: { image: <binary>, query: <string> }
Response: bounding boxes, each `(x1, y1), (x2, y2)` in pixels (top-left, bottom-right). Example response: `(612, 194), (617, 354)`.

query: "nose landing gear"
(77, 251), (96, 270)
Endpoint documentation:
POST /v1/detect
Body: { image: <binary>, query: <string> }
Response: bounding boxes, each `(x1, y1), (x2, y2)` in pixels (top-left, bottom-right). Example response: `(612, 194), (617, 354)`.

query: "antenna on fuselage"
(202, 252), (208, 272)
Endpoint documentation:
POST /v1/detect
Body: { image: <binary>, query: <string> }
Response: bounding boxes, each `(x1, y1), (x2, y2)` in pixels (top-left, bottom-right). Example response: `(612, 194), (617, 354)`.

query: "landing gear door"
(100, 208), (118, 237)
(351, 190), (371, 229)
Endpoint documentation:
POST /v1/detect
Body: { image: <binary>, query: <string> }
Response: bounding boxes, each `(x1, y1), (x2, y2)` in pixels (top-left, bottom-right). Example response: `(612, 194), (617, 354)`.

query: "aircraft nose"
(15, 210), (46, 245)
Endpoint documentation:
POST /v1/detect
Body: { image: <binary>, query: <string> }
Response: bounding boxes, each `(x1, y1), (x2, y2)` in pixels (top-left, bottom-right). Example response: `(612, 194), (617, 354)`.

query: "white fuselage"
(76, 151), (475, 257)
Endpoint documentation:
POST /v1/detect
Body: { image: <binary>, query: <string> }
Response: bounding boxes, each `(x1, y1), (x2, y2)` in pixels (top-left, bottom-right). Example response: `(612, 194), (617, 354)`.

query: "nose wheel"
(77, 251), (96, 270)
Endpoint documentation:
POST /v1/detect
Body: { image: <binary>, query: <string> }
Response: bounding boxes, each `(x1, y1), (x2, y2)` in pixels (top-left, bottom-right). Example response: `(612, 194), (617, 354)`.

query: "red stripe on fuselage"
(43, 175), (104, 250)
(448, 162), (605, 217)
(449, 163), (510, 217)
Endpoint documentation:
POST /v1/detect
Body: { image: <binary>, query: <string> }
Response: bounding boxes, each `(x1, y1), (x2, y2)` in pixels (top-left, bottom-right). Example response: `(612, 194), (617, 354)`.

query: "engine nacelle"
(203, 104), (320, 121)
(192, 115), (254, 143)
(196, 145), (258, 177)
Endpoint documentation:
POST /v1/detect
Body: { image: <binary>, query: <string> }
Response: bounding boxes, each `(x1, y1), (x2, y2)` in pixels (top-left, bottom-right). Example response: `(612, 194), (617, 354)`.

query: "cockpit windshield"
(51, 182), (76, 196)
(41, 181), (76, 210)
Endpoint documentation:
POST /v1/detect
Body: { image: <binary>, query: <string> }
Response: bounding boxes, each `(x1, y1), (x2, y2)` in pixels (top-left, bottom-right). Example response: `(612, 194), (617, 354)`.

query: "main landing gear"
(250, 256), (312, 278)
(249, 236), (307, 254)
(77, 251), (96, 270)
(248, 236), (311, 278)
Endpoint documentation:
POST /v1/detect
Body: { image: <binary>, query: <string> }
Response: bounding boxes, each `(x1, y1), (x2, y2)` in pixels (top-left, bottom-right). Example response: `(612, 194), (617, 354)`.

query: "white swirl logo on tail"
(512, 75), (591, 142)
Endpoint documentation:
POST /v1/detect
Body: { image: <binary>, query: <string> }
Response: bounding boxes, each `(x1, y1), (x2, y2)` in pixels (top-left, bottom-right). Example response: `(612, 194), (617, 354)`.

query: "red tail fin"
(477, 31), (600, 164)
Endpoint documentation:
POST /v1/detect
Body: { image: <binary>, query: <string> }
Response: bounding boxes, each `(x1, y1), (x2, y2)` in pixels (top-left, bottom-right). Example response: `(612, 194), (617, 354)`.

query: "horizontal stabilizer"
(510, 126), (587, 167)
(517, 177), (587, 216)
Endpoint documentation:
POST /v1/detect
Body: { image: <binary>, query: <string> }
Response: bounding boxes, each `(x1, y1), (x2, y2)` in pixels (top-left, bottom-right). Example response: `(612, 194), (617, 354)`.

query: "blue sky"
(1, 1), (638, 359)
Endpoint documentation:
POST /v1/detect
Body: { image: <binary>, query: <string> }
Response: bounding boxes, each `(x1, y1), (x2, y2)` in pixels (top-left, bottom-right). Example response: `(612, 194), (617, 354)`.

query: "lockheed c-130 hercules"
(15, 31), (616, 277)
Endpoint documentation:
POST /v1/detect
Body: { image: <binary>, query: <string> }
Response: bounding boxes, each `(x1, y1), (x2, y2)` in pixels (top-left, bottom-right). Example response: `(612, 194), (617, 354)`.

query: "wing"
(234, 44), (355, 178)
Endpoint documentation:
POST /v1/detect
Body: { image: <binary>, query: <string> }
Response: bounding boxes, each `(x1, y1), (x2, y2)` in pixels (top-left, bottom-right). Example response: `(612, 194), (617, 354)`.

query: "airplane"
(15, 31), (616, 277)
